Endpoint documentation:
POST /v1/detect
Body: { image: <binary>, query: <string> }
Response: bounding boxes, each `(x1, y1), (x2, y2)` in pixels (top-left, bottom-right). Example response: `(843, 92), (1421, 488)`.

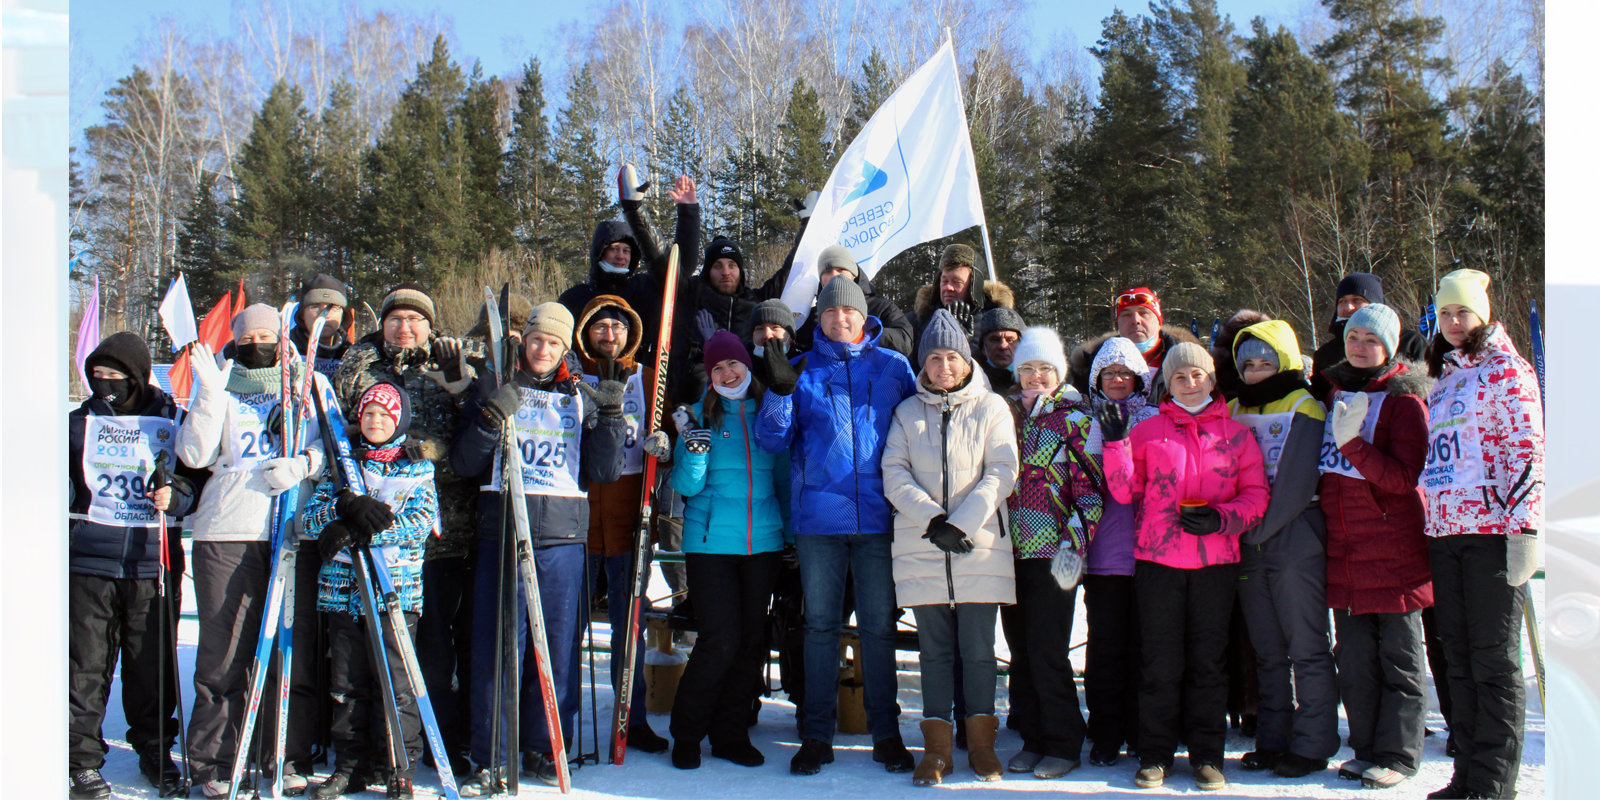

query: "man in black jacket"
(668, 233), (758, 405)
(907, 243), (1016, 363)
(1308, 273), (1427, 400)
(69, 332), (205, 799)
(559, 167), (701, 366)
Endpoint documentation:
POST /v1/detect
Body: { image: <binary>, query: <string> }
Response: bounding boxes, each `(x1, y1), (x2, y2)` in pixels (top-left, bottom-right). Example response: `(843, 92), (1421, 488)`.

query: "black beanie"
(86, 331), (153, 387)
(704, 235), (744, 272)
(1335, 273), (1385, 306)
(298, 273), (348, 307)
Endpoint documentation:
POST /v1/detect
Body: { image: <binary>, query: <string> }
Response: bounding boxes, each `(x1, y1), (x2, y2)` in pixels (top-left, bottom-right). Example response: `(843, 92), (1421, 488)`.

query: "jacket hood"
(1087, 335), (1152, 399)
(1069, 324), (1200, 388)
(1233, 319), (1304, 374)
(1429, 322), (1520, 378)
(574, 294), (643, 371)
(588, 218), (641, 278)
(914, 353), (991, 406)
(1212, 309), (1271, 368)
(914, 279), (1015, 320)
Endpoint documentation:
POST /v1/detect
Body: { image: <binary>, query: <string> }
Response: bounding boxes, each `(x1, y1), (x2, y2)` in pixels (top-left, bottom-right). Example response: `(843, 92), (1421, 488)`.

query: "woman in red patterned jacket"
(1421, 269), (1544, 800)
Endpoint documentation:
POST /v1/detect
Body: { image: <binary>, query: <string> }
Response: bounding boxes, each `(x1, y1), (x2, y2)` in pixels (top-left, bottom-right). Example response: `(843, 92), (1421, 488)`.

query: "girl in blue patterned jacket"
(303, 382), (438, 799)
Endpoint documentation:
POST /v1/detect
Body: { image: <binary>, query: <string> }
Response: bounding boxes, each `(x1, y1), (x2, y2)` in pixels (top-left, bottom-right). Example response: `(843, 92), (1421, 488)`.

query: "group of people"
(67, 167), (1543, 800)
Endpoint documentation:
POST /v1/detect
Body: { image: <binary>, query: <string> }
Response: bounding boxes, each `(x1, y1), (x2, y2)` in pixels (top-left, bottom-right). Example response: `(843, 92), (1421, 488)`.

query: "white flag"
(158, 274), (198, 351)
(781, 39), (986, 327)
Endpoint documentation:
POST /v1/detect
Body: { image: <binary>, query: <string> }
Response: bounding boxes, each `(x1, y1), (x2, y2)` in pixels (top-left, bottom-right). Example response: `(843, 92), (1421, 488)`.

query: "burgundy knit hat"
(703, 330), (752, 373)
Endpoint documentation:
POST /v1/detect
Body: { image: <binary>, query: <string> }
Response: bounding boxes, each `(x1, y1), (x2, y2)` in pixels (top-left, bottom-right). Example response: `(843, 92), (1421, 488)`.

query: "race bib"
(80, 415), (177, 527)
(332, 465), (435, 563)
(1234, 396), (1315, 483)
(1319, 391), (1385, 480)
(228, 392), (281, 473)
(584, 371), (646, 475)
(487, 387), (586, 498)
(1422, 366), (1487, 495)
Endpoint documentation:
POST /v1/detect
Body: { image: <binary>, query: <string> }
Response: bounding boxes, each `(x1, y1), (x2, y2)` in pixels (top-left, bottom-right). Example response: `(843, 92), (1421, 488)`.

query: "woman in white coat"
(883, 309), (1020, 787)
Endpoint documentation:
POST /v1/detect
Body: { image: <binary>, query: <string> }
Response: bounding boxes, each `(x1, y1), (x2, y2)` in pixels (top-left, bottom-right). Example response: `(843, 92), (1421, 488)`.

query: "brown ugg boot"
(966, 714), (1003, 781)
(912, 718), (954, 787)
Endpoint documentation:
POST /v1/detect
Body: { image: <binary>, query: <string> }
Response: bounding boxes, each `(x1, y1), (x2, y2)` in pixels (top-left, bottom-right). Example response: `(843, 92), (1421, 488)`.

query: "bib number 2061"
(1426, 431), (1462, 467)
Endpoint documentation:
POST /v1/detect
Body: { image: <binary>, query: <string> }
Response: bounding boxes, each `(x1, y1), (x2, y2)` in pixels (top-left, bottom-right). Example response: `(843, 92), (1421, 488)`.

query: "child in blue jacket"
(668, 332), (792, 770)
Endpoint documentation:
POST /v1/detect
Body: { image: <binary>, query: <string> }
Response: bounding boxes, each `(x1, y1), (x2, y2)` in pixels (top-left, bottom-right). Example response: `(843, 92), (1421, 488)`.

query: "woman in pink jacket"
(1097, 342), (1270, 792)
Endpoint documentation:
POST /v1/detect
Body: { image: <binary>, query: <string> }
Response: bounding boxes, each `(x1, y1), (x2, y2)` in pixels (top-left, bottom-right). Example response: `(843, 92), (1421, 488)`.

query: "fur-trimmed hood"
(574, 294), (644, 371)
(1068, 325), (1201, 396)
(1324, 357), (1434, 400)
(913, 279), (1015, 320)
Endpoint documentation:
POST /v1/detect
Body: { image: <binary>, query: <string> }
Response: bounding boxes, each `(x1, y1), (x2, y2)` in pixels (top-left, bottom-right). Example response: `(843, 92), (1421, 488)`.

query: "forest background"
(66, 0), (1544, 390)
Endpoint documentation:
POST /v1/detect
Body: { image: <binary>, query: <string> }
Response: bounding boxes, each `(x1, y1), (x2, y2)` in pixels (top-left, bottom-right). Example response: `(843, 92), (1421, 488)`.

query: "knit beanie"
(1010, 327), (1068, 379)
(750, 299), (796, 332)
(86, 331), (154, 386)
(1234, 337), (1279, 373)
(817, 275), (868, 318)
(976, 307), (1026, 343)
(703, 330), (753, 372)
(1435, 268), (1492, 323)
(232, 303), (282, 340)
(1346, 302), (1401, 360)
(1115, 286), (1163, 324)
(380, 282), (436, 326)
(1335, 273), (1385, 307)
(298, 273), (348, 308)
(1161, 341), (1215, 388)
(703, 235), (744, 271)
(919, 309), (971, 361)
(816, 245), (860, 279)
(524, 302), (575, 349)
(358, 381), (412, 444)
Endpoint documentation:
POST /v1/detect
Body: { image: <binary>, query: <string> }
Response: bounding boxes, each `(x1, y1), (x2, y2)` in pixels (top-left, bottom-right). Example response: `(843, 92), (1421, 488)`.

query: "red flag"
(169, 286), (243, 405)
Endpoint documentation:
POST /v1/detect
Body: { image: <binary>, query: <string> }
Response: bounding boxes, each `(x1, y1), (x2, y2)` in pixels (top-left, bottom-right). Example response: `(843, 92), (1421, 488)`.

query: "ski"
(611, 243), (680, 764)
(311, 376), (461, 799)
(228, 302), (308, 800)
(484, 285), (573, 792)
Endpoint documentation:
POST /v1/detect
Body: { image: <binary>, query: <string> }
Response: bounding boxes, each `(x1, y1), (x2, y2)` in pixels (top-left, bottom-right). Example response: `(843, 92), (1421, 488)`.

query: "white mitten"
(262, 456), (310, 496)
(1050, 546), (1085, 591)
(190, 342), (233, 395)
(1331, 392), (1370, 447)
(1506, 531), (1541, 586)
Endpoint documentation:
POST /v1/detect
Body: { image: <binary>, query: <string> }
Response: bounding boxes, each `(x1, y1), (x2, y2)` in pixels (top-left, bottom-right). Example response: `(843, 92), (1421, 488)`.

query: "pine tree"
(505, 57), (557, 255)
(459, 64), (515, 255)
(176, 170), (233, 303)
(309, 81), (365, 285)
(649, 85), (704, 232)
(775, 78), (831, 237)
(839, 48), (893, 155)
(549, 63), (610, 281)
(711, 137), (780, 272)
(228, 79), (316, 300)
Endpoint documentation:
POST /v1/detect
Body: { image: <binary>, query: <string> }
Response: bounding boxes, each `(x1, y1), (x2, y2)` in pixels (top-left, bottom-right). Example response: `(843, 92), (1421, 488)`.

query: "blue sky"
(71, 0), (1305, 124)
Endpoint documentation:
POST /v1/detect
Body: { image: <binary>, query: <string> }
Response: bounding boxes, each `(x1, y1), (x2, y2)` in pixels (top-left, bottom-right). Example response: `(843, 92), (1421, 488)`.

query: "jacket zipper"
(847, 350), (861, 535)
(742, 404), (754, 555)
(942, 395), (955, 609)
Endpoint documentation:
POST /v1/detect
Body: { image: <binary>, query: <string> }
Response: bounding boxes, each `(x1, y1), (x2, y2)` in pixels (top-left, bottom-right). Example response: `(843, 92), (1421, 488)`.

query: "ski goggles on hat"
(1115, 289), (1161, 318)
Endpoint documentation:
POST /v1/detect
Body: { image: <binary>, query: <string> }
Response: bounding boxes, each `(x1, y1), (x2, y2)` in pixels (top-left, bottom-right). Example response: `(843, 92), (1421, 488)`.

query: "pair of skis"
(228, 304), (326, 800)
(309, 374), (460, 799)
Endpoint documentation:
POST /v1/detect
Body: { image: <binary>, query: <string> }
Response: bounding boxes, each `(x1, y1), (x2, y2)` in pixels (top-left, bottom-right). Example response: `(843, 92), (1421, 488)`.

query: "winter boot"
(965, 714), (1003, 781)
(1362, 764), (1409, 789)
(1033, 755), (1080, 779)
(521, 752), (560, 787)
(912, 718), (954, 787)
(1194, 762), (1227, 791)
(457, 767), (504, 798)
(139, 743), (187, 795)
(710, 741), (765, 767)
(628, 721), (669, 754)
(70, 769), (112, 800)
(1007, 750), (1044, 773)
(1274, 753), (1328, 778)
(1088, 744), (1121, 767)
(1135, 759), (1171, 788)
(790, 738), (833, 775)
(195, 779), (232, 799)
(671, 739), (701, 770)
(1339, 758), (1375, 780)
(1239, 749), (1283, 771)
(311, 770), (366, 799)
(1426, 781), (1470, 799)
(872, 736), (915, 773)
(386, 774), (415, 800)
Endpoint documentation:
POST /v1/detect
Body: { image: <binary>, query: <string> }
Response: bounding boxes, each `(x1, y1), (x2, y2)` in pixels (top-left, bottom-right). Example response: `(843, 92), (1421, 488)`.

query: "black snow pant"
(68, 570), (184, 770)
(186, 541), (317, 783)
(1422, 606), (1455, 737)
(1429, 535), (1525, 798)
(1237, 521), (1341, 760)
(418, 554), (475, 763)
(1333, 609), (1427, 775)
(1083, 573), (1140, 755)
(1000, 558), (1088, 760)
(1135, 559), (1236, 768)
(670, 551), (782, 747)
(327, 610), (424, 779)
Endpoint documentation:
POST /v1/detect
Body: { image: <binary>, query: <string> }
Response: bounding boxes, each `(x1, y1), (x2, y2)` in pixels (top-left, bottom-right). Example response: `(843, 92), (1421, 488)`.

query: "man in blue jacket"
(754, 274), (918, 776)
(69, 332), (205, 799)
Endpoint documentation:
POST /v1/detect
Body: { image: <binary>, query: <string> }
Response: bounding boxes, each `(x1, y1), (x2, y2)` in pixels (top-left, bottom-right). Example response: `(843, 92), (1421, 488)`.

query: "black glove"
(149, 460), (170, 492)
(923, 513), (974, 554)
(336, 489), (396, 537)
(479, 382), (522, 430)
(431, 337), (464, 383)
(1178, 504), (1223, 535)
(694, 310), (719, 344)
(580, 358), (627, 418)
(317, 519), (368, 562)
(763, 345), (806, 396)
(1095, 401), (1131, 442)
(946, 300), (976, 333)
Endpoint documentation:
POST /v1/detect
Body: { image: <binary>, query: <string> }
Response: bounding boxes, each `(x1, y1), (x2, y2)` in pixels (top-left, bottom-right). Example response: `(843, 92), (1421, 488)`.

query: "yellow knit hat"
(1435, 268), (1491, 323)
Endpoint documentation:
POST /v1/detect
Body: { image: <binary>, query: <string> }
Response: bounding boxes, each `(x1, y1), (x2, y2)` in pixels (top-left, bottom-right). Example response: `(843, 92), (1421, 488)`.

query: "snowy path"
(94, 553), (1545, 799)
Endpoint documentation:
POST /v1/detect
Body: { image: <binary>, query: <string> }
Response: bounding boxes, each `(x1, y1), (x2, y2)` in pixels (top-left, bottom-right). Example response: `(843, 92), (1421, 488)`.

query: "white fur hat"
(1010, 327), (1069, 381)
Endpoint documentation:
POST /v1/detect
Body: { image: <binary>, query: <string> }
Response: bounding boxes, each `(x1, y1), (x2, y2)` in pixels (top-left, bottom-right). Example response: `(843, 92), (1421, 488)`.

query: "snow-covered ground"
(93, 553), (1545, 799)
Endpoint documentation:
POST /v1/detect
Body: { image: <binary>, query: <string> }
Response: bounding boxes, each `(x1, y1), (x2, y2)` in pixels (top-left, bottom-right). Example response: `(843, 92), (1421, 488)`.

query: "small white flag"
(781, 39), (987, 327)
(158, 274), (198, 351)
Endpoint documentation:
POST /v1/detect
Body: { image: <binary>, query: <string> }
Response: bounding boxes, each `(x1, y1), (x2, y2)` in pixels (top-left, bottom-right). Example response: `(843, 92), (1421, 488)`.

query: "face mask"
(598, 259), (630, 275)
(752, 344), (765, 358)
(1133, 336), (1157, 353)
(236, 342), (278, 370)
(712, 370), (753, 400)
(1173, 395), (1213, 414)
(90, 377), (137, 408)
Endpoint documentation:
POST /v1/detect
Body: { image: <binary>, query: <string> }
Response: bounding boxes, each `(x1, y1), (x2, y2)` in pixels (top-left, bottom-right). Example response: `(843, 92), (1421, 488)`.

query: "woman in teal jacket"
(668, 332), (792, 770)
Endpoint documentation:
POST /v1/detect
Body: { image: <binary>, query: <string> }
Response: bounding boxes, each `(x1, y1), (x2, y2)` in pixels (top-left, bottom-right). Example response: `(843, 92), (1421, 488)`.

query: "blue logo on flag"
(842, 161), (888, 204)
